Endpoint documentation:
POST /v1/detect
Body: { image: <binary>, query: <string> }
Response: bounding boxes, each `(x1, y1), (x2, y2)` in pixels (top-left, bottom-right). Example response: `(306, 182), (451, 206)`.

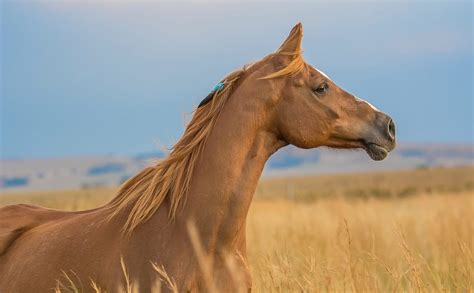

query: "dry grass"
(1, 166), (473, 292)
(257, 166), (474, 201)
(247, 192), (473, 292)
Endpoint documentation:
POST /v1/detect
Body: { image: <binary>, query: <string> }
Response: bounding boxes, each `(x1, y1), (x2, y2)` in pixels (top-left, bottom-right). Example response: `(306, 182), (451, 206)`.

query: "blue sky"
(1, 1), (473, 159)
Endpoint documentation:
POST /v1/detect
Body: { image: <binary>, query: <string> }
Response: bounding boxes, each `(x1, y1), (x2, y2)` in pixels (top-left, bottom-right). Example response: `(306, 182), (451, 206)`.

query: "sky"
(1, 1), (473, 159)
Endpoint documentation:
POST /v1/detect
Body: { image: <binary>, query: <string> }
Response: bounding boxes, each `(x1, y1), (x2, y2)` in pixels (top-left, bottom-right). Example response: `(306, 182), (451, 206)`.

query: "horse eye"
(314, 83), (329, 95)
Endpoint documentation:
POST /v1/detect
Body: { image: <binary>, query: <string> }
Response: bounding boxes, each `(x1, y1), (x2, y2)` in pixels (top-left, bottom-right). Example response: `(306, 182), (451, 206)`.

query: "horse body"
(0, 23), (396, 292)
(0, 206), (120, 291)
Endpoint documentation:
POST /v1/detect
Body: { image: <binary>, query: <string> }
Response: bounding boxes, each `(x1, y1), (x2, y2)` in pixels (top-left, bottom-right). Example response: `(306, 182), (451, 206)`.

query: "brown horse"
(0, 23), (395, 292)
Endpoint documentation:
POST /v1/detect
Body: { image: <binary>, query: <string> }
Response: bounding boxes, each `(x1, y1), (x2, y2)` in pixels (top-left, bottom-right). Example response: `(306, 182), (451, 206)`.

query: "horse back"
(0, 204), (71, 256)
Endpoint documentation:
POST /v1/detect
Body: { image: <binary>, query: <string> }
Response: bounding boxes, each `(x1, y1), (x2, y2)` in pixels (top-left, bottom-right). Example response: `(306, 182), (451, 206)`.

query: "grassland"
(1, 166), (473, 292)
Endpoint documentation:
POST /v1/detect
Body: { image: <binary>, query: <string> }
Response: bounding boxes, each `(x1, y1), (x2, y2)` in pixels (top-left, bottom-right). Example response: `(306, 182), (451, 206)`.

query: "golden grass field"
(1, 166), (473, 292)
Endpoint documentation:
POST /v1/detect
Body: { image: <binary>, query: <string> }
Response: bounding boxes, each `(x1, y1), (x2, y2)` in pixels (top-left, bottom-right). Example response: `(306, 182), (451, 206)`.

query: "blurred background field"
(2, 166), (473, 292)
(1, 166), (472, 208)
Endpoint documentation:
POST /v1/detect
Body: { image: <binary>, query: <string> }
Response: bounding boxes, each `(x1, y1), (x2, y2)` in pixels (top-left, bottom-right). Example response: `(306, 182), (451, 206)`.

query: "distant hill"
(1, 143), (472, 192)
(265, 143), (473, 176)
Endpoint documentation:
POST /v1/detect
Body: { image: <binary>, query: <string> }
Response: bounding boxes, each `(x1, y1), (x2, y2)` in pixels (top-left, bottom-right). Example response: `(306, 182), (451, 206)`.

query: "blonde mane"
(107, 50), (305, 234)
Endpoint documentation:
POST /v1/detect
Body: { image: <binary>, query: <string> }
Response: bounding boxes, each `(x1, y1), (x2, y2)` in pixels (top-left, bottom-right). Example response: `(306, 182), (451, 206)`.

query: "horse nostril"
(387, 119), (395, 140)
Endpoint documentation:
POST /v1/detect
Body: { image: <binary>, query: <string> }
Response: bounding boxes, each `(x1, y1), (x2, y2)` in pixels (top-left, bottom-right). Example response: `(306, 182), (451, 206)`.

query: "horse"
(0, 23), (396, 292)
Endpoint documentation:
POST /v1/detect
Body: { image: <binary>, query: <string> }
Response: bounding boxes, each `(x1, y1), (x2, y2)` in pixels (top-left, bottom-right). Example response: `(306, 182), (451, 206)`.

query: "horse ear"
(278, 22), (303, 53)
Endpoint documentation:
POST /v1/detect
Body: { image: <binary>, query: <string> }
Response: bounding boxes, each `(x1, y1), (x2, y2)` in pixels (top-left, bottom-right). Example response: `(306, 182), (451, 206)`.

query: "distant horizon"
(1, 141), (473, 161)
(2, 1), (473, 159)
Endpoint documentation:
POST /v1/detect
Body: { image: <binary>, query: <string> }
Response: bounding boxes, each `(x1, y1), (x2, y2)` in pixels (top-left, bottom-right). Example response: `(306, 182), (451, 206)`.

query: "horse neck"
(173, 93), (284, 248)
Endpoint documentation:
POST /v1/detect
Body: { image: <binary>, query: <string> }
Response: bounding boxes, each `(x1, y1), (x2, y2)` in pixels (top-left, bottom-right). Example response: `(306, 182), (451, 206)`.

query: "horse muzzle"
(363, 114), (396, 161)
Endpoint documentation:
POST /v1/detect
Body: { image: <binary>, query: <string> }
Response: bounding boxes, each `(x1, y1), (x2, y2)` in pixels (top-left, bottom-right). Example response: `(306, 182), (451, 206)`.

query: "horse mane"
(107, 49), (305, 234)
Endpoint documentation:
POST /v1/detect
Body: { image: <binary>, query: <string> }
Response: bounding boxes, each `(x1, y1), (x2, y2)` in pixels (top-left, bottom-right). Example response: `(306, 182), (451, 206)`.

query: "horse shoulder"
(0, 204), (70, 255)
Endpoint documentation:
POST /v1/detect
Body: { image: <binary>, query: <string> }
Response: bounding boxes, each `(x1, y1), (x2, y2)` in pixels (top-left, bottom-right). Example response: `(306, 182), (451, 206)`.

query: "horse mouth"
(364, 143), (389, 161)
